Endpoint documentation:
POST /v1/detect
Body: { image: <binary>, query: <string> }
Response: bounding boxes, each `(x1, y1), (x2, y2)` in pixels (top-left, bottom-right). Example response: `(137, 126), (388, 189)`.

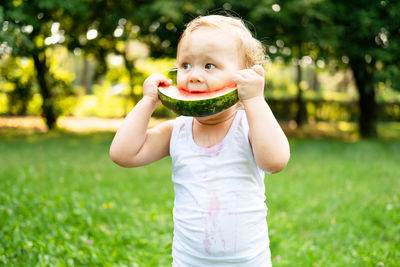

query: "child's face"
(177, 27), (243, 93)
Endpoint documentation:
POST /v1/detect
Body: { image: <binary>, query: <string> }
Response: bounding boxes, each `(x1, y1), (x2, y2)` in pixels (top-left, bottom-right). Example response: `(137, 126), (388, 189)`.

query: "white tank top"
(170, 110), (272, 266)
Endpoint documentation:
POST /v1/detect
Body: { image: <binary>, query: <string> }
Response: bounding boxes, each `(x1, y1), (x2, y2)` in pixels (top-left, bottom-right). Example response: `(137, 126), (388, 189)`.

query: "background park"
(0, 0), (399, 266)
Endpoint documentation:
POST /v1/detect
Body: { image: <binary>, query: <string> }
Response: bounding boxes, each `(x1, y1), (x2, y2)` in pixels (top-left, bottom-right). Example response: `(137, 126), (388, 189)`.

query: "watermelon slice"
(158, 85), (239, 117)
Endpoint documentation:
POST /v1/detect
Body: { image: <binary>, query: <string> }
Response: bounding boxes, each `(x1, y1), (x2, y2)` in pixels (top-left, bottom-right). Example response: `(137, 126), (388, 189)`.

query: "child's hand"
(143, 74), (172, 105)
(232, 65), (265, 102)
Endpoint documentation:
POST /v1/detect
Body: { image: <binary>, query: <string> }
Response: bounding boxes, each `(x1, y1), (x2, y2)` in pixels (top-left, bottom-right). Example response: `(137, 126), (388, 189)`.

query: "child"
(110, 15), (290, 266)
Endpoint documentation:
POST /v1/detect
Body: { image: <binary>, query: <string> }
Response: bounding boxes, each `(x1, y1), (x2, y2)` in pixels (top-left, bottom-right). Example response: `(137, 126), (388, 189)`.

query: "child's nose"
(189, 68), (204, 83)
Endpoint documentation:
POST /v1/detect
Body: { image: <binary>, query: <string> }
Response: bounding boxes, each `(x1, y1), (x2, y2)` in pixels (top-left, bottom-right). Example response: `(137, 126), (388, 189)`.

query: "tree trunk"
(33, 52), (57, 130)
(352, 67), (377, 138)
(81, 56), (92, 94)
(122, 55), (140, 105)
(311, 66), (319, 91)
(295, 61), (306, 126)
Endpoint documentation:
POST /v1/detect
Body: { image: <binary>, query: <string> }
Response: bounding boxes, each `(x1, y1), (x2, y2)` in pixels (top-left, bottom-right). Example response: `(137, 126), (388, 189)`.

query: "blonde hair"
(178, 15), (266, 69)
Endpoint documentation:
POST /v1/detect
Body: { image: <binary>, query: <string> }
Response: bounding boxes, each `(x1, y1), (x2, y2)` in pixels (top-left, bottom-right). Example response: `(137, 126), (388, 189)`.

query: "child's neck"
(192, 106), (238, 148)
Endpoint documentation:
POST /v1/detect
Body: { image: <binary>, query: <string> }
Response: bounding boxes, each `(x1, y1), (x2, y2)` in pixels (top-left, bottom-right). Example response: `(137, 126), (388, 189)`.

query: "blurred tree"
(79, 1), (400, 138)
(67, 1), (160, 106)
(2, 0), (398, 137)
(317, 0), (400, 137)
(133, 0), (218, 57)
(0, 56), (35, 115)
(0, 0), (88, 129)
(248, 0), (331, 127)
(246, 0), (400, 137)
(224, 0), (400, 137)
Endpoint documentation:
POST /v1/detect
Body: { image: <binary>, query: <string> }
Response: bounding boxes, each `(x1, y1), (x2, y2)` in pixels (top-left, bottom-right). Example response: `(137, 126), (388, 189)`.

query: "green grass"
(0, 132), (399, 266)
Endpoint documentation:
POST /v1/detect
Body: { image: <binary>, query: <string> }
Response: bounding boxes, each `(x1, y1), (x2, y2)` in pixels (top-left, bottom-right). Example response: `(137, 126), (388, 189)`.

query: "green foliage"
(0, 133), (399, 265)
(1, 0), (400, 135)
(0, 56), (36, 115)
(68, 57), (176, 118)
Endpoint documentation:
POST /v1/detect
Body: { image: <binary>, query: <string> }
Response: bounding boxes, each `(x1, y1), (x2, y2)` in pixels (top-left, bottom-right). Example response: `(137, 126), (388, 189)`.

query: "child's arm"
(109, 74), (174, 168)
(233, 65), (290, 173)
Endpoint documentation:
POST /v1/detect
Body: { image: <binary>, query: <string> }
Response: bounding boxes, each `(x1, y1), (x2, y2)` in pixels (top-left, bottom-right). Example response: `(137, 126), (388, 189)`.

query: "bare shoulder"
(148, 119), (174, 137)
(121, 119), (175, 167)
(145, 118), (175, 157)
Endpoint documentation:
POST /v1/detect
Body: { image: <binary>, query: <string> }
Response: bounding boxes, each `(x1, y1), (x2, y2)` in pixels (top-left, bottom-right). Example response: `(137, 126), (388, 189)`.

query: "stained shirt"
(170, 110), (272, 266)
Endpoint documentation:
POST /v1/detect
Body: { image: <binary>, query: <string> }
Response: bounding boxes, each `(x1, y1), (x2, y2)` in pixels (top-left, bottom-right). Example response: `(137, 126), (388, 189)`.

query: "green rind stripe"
(158, 88), (239, 117)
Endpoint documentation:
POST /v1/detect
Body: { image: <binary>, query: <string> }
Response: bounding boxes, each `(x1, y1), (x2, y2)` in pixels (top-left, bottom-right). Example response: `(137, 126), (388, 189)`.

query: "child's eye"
(182, 63), (192, 70)
(205, 63), (216, 70)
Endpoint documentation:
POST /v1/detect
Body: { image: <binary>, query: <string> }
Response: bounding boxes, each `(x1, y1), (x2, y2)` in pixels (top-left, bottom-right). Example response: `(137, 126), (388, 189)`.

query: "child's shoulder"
(151, 118), (175, 136)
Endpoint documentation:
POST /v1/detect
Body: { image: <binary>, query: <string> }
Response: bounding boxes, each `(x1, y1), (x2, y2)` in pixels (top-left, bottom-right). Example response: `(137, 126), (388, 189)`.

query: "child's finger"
(145, 74), (170, 88)
(159, 79), (173, 87)
(251, 65), (265, 77)
(233, 69), (252, 80)
(232, 73), (246, 84)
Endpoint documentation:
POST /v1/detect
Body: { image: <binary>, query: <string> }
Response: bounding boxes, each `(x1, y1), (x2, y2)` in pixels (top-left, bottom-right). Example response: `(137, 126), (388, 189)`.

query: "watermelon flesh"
(158, 85), (239, 117)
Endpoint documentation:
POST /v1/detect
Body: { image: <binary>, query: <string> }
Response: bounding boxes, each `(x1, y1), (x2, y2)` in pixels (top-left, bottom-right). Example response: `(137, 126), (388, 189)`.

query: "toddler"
(110, 15), (290, 266)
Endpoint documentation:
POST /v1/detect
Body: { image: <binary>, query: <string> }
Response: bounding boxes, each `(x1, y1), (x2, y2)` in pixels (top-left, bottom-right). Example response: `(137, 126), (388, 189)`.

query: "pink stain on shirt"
(203, 188), (227, 255)
(199, 141), (224, 157)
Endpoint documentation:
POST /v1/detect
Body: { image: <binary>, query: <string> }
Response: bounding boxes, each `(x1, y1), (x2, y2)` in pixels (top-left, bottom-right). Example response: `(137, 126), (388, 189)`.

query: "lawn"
(0, 132), (399, 266)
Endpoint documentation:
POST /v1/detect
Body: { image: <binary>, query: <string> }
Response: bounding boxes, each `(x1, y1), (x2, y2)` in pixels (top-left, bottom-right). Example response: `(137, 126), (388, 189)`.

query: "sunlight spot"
(223, 2), (232, 10)
(131, 25), (140, 34)
(73, 47), (81, 56)
(114, 26), (124, 37)
(276, 39), (284, 47)
(118, 18), (127, 26)
(2, 21), (8, 31)
(161, 40), (171, 48)
(365, 54), (372, 63)
(87, 29), (98, 40)
(272, 4), (281, 12)
(20, 57), (29, 66)
(281, 47), (291, 56)
(338, 121), (355, 132)
(45, 34), (64, 45)
(299, 81), (309, 90)
(268, 45), (277, 54)
(288, 120), (297, 129)
(109, 83), (125, 95)
(149, 21), (160, 32)
(301, 55), (313, 66)
(317, 59), (325, 68)
(166, 22), (175, 31)
(108, 54), (123, 66)
(51, 22), (60, 34)
(22, 25), (33, 34)
(379, 32), (388, 43)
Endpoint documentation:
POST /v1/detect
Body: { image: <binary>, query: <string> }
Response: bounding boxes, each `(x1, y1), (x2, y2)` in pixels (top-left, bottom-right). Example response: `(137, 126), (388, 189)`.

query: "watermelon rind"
(158, 86), (239, 117)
